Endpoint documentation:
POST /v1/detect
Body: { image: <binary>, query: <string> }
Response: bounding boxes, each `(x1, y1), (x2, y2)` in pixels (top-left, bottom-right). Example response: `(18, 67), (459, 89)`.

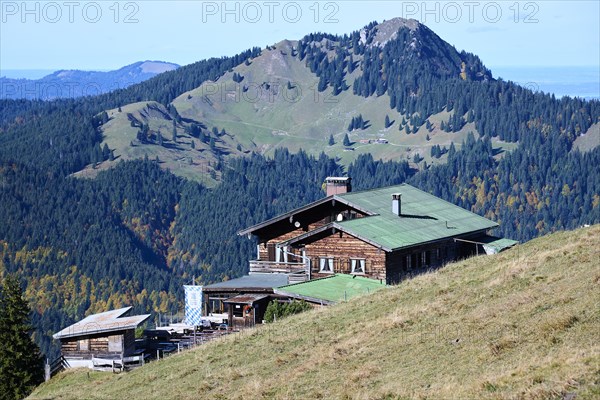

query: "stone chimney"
(325, 177), (351, 196)
(392, 193), (402, 216)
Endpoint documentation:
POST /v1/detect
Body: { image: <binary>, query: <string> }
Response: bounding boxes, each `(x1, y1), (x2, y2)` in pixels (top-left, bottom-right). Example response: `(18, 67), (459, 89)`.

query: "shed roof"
(224, 294), (270, 305)
(53, 307), (151, 340)
(202, 273), (289, 291)
(274, 274), (386, 304)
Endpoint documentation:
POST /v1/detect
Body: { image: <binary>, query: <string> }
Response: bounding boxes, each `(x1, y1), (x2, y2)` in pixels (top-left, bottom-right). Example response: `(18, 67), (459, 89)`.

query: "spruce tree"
(0, 275), (44, 400)
(328, 134), (335, 146)
(102, 143), (110, 160)
(343, 133), (351, 147)
(347, 54), (355, 73)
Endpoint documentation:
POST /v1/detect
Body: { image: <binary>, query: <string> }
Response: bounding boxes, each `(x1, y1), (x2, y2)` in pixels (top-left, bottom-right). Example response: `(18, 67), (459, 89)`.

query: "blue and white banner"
(184, 285), (203, 326)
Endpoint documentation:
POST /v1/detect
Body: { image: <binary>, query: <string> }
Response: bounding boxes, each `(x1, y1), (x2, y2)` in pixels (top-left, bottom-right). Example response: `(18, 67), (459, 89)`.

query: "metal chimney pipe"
(392, 193), (402, 216)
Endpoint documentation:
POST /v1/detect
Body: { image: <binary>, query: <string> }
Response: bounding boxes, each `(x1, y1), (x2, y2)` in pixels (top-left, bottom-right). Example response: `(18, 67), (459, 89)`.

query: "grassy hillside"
(73, 101), (242, 185)
(573, 122), (600, 153)
(30, 225), (600, 399)
(89, 32), (516, 180)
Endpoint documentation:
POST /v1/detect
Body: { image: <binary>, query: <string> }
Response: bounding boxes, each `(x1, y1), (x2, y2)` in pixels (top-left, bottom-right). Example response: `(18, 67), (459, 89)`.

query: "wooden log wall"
(385, 240), (458, 284)
(60, 331), (134, 358)
(305, 231), (386, 281)
(257, 212), (367, 262)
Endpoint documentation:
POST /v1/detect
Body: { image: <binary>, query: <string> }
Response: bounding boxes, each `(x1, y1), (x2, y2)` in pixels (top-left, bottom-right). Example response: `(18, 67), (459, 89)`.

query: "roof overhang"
(273, 289), (335, 305)
(224, 294), (270, 305)
(238, 195), (376, 241)
(202, 286), (277, 293)
(278, 222), (495, 253)
(383, 228), (496, 252)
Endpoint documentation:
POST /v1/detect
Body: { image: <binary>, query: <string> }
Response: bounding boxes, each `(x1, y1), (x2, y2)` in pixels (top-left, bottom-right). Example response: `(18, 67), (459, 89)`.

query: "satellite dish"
(294, 221), (301, 228)
(336, 213), (344, 222)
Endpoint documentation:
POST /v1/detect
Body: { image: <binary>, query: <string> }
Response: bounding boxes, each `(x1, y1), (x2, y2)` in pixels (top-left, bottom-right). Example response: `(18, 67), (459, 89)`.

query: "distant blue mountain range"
(0, 60), (179, 100)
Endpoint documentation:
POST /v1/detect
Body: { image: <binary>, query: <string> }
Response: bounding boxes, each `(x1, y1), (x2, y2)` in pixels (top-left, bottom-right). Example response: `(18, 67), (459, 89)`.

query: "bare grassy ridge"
(30, 225), (600, 400)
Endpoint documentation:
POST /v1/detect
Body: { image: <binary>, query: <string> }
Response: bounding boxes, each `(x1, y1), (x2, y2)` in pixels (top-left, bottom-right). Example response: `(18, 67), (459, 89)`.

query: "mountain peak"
(362, 17), (421, 47)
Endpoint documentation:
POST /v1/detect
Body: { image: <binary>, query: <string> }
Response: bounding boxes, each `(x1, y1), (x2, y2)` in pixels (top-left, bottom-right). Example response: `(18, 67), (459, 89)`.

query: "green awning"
(481, 237), (519, 254)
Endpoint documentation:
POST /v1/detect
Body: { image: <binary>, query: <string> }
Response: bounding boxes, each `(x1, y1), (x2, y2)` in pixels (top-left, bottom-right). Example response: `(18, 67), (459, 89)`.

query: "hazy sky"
(1, 0), (599, 73)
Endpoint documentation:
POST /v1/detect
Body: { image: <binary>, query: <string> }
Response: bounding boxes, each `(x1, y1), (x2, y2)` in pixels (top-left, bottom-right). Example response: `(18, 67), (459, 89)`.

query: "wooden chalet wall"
(385, 233), (489, 284)
(258, 226), (308, 262)
(60, 336), (110, 358)
(305, 232), (386, 281)
(257, 218), (332, 262)
(385, 240), (457, 284)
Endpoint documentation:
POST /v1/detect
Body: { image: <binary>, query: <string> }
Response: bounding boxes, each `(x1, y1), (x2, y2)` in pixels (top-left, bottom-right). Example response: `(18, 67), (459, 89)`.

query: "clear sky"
(1, 0), (599, 73)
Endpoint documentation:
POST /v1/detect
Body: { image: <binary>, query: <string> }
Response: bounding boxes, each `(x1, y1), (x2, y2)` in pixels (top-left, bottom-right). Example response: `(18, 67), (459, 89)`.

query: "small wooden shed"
(224, 294), (271, 328)
(53, 307), (150, 365)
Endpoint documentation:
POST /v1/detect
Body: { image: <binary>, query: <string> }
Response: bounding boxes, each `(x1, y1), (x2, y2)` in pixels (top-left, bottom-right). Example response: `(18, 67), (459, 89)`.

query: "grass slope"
(87, 38), (516, 181)
(74, 101), (243, 185)
(170, 40), (485, 166)
(573, 122), (600, 153)
(31, 225), (600, 399)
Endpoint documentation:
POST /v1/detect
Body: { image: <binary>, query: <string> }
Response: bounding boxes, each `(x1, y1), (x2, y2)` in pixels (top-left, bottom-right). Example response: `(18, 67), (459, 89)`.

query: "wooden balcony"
(249, 260), (307, 274)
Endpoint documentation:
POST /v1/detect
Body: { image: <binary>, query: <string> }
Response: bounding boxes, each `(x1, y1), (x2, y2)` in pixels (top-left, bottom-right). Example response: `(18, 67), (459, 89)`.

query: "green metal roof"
(274, 274), (386, 304)
(334, 184), (499, 251)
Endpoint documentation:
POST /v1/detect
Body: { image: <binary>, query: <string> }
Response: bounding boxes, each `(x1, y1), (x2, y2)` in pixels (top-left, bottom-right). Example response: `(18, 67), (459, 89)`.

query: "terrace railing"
(248, 260), (306, 274)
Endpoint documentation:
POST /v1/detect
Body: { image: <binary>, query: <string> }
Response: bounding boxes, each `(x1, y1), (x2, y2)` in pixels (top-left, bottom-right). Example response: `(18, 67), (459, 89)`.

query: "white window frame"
(350, 258), (366, 274)
(319, 257), (334, 273)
